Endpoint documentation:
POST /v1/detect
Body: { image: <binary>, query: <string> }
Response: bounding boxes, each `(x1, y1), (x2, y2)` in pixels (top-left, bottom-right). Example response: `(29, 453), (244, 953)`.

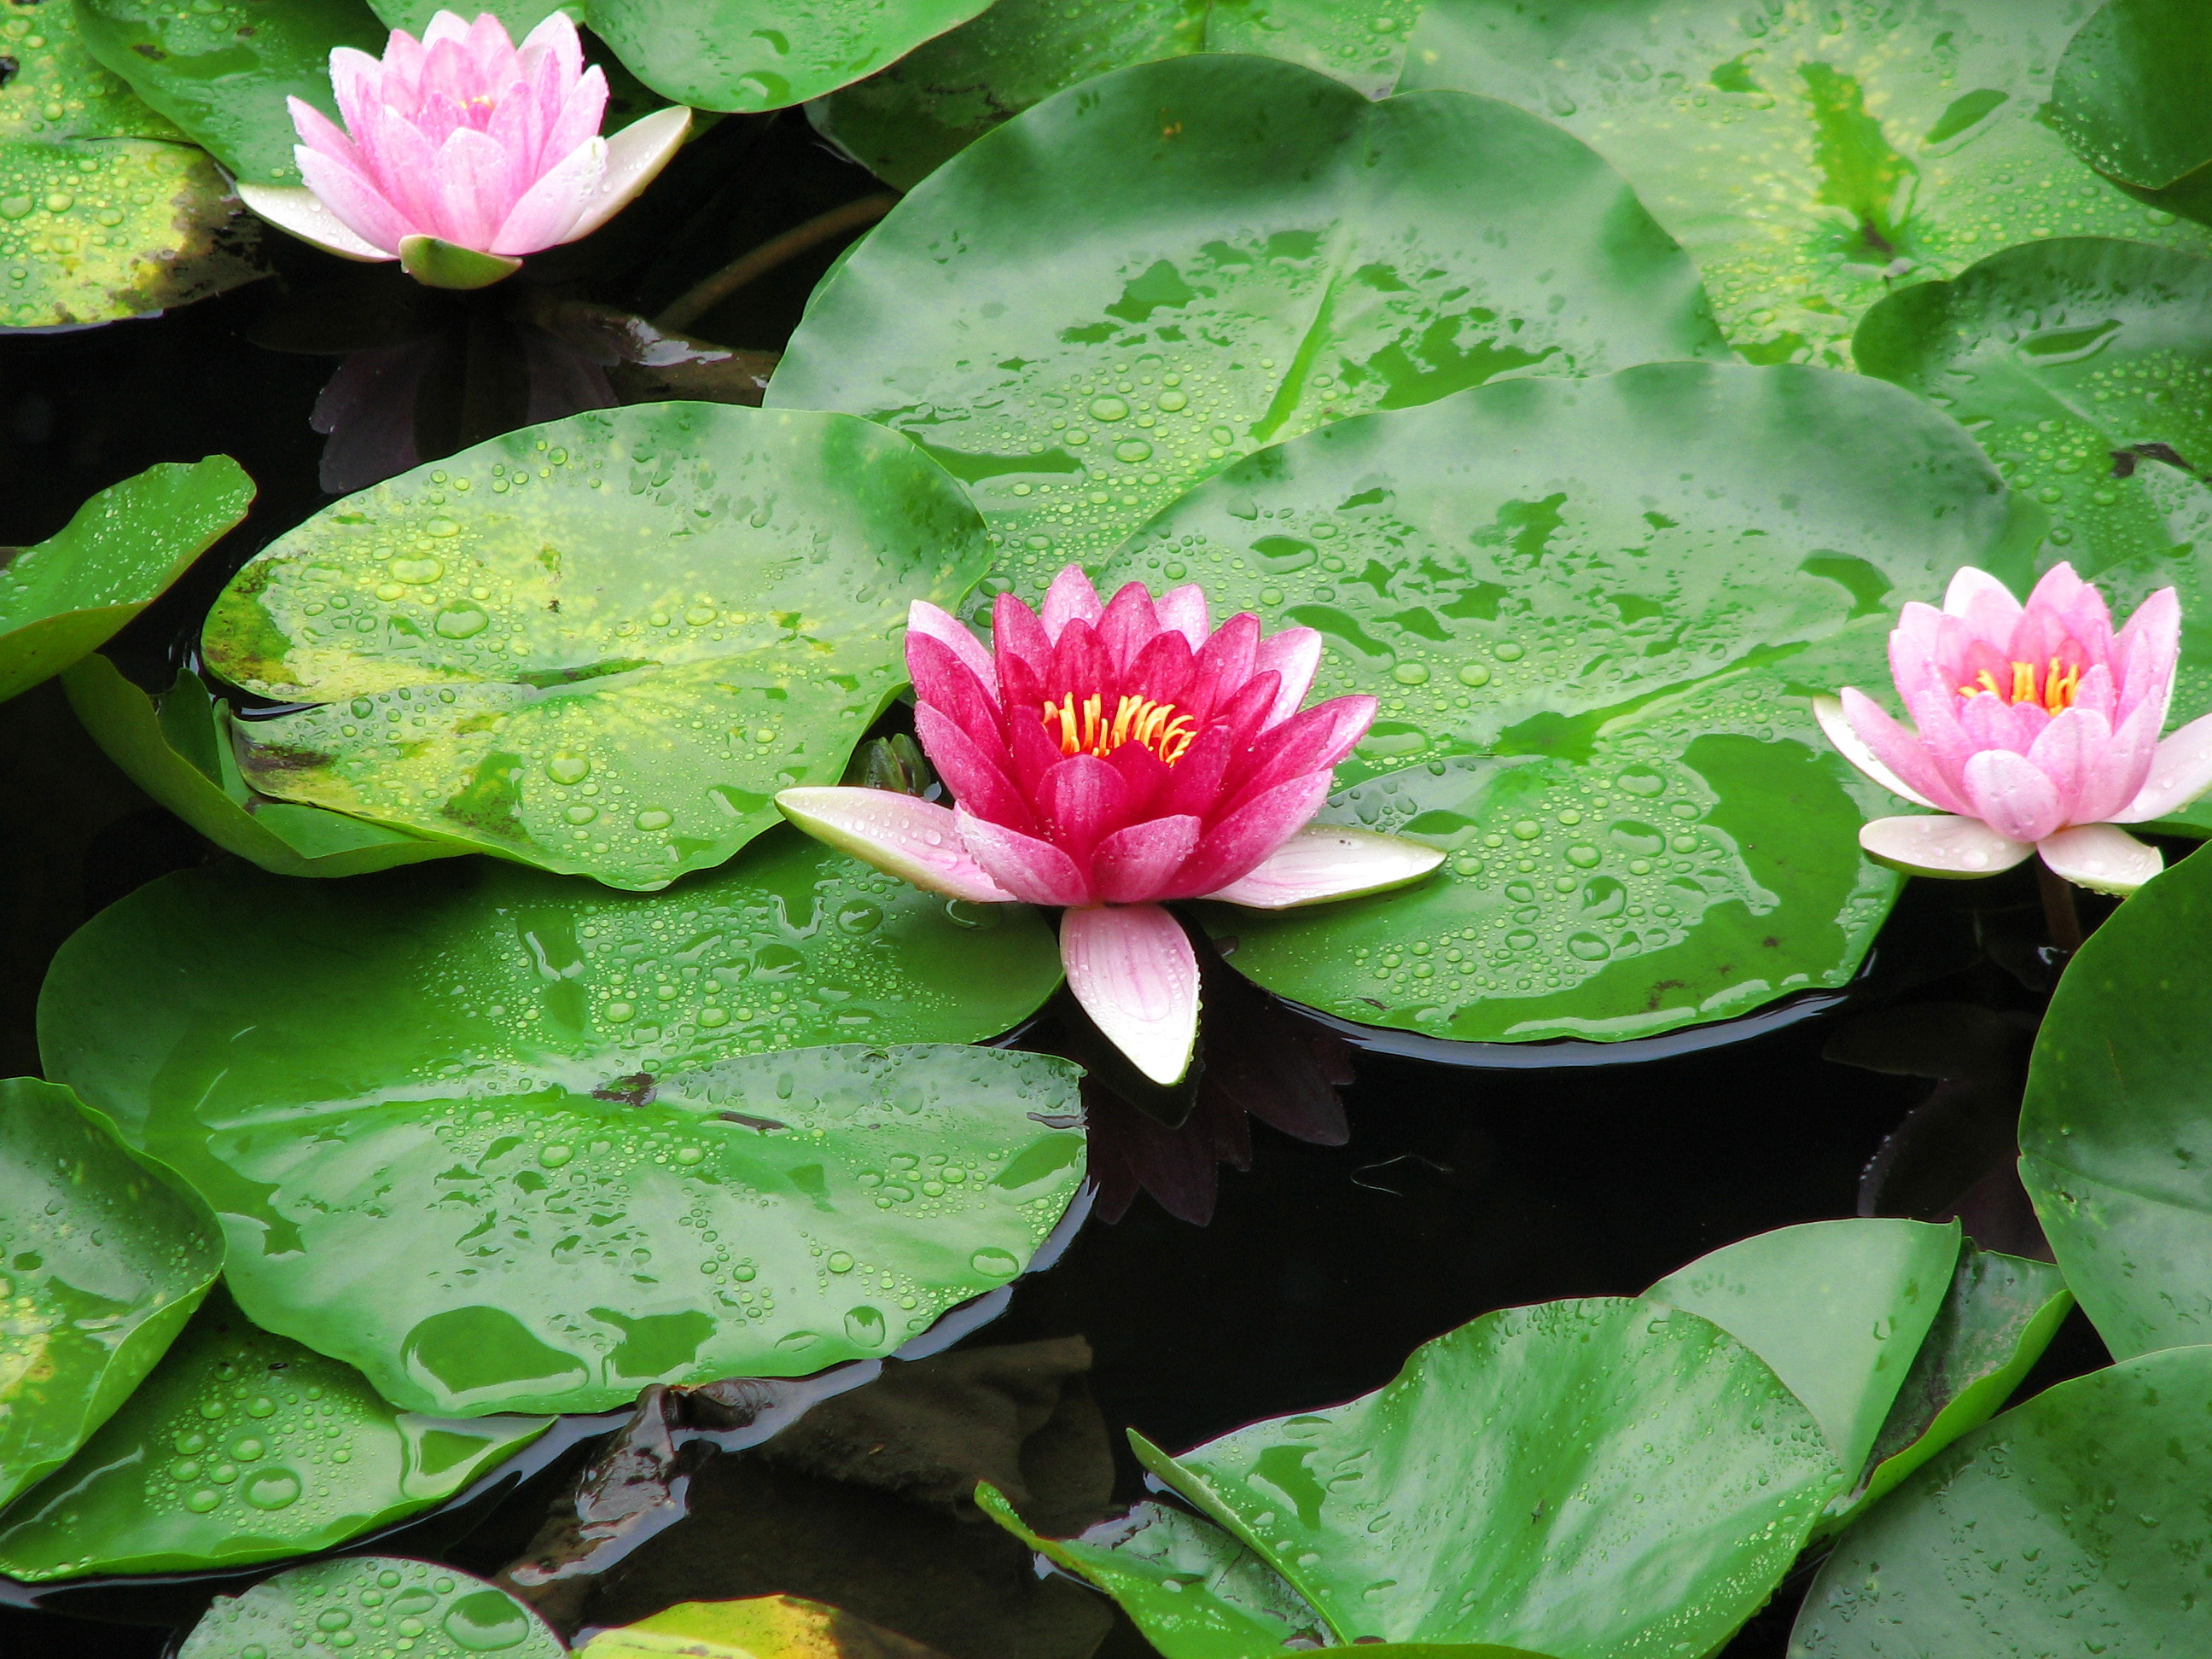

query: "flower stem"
(654, 192), (899, 334)
(2036, 859), (2085, 955)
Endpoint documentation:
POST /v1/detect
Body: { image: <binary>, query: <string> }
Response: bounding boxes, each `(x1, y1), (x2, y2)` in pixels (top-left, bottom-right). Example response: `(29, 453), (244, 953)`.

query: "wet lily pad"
(1792, 1346), (2212, 1656)
(1101, 362), (2034, 1043)
(0, 455), (251, 703)
(590, 0), (992, 112)
(76, 0), (388, 186)
(771, 53), (1729, 608)
(0, 1077), (223, 1511)
(1647, 1219), (1960, 1478)
(2020, 840), (2212, 1360)
(0, 1286), (549, 1580)
(1400, 0), (2212, 365)
(41, 843), (1074, 1414)
(202, 403), (989, 891)
(814, 0), (1426, 189)
(366, 0), (568, 36)
(178, 1555), (563, 1659)
(64, 655), (457, 879)
(2050, 0), (2212, 211)
(580, 1594), (954, 1659)
(1132, 1297), (1844, 1656)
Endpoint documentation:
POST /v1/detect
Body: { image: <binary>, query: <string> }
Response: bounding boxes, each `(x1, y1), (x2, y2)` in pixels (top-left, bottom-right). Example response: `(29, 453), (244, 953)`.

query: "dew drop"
(970, 1247), (1021, 1279)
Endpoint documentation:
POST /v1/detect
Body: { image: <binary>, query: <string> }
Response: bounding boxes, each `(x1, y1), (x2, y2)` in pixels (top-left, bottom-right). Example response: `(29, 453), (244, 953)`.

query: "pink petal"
(2024, 706), (2110, 819)
(319, 56), (385, 145)
(2111, 585), (2179, 726)
(905, 634), (1002, 740)
(1821, 691), (1952, 812)
(1038, 753), (1132, 860)
(2116, 710), (2212, 822)
(566, 105), (690, 242)
(774, 788), (1016, 904)
(1155, 724), (1233, 820)
(288, 96), (364, 171)
(517, 8), (583, 87)
(430, 125), (524, 249)
(2073, 694), (2163, 824)
(1122, 629), (1196, 708)
(957, 808), (1093, 906)
(1252, 626), (1323, 727)
(1202, 824), (1445, 908)
(1165, 771), (1334, 899)
(1942, 566), (2023, 644)
(992, 591), (1053, 684)
(489, 136), (604, 255)
(238, 180), (397, 260)
(1093, 814), (1202, 905)
(2036, 824), (2163, 896)
(1960, 749), (2069, 844)
(1058, 904), (1200, 1086)
(1097, 581), (1161, 672)
(907, 599), (996, 696)
(1041, 565), (1103, 640)
(419, 10), (474, 50)
(1185, 612), (1260, 723)
(293, 149), (413, 254)
(914, 702), (1032, 832)
(1155, 584), (1210, 649)
(1860, 815), (2033, 878)
(541, 65), (610, 169)
(1218, 696), (1376, 816)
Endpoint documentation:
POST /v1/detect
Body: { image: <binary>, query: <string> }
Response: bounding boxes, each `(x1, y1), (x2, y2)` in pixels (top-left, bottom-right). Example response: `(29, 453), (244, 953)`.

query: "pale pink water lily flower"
(237, 11), (690, 288)
(1817, 563), (2212, 896)
(778, 568), (1445, 1086)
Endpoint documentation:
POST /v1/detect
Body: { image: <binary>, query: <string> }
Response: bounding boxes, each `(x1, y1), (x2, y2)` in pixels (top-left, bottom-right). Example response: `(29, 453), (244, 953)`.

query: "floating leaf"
(1792, 1347), (2212, 1656)
(2049, 0), (2212, 211)
(366, 0), (567, 36)
(1099, 362), (2034, 1042)
(1647, 1219), (1960, 1478)
(579, 1593), (953, 1659)
(0, 1077), (222, 1511)
(0, 1287), (548, 1580)
(1132, 1298), (1844, 1656)
(63, 655), (457, 879)
(814, 0), (1426, 189)
(202, 404), (988, 890)
(2020, 842), (2212, 1360)
(178, 1555), (563, 1659)
(770, 53), (1729, 607)
(1400, 0), (2212, 365)
(0, 456), (251, 704)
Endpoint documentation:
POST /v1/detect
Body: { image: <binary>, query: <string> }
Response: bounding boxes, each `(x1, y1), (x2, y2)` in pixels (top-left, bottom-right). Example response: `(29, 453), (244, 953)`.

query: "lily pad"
(1646, 1219), (1960, 1478)
(178, 1555), (563, 1659)
(367, 0), (568, 36)
(63, 655), (458, 879)
(1099, 362), (2035, 1043)
(589, 0), (992, 112)
(2050, 0), (2212, 207)
(41, 842), (1073, 1414)
(1132, 1297), (1844, 1656)
(0, 455), (251, 703)
(0, 1076), (223, 1511)
(0, 1286), (549, 1580)
(1791, 1346), (2212, 1656)
(579, 1594), (954, 1659)
(76, 0), (389, 185)
(770, 53), (1730, 608)
(202, 403), (989, 891)
(813, 0), (1427, 189)
(2020, 840), (2212, 1360)
(1399, 0), (2212, 366)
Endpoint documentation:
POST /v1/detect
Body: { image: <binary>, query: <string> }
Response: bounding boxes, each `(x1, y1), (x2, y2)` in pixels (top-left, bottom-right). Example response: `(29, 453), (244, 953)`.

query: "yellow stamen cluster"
(1958, 656), (2082, 715)
(1042, 692), (1198, 765)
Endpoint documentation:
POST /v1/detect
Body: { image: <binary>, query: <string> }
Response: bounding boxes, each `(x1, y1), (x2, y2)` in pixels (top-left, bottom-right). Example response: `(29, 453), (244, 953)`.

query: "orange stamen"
(1956, 655), (2084, 715)
(1042, 692), (1197, 765)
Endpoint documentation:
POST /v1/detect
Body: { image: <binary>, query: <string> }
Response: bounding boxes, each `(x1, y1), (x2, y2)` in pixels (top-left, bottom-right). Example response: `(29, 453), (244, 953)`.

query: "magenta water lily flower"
(778, 568), (1444, 1086)
(236, 11), (690, 289)
(1817, 563), (2212, 896)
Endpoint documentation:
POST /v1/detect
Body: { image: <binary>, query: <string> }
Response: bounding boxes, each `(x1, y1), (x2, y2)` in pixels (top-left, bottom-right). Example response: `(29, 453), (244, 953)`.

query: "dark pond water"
(0, 109), (2117, 1659)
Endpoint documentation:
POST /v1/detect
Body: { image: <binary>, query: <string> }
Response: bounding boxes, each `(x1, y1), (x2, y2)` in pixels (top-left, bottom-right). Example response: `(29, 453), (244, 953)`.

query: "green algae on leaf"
(0, 456), (251, 704)
(579, 1594), (958, 1659)
(771, 54), (1729, 609)
(0, 1077), (224, 1511)
(1399, 0), (2212, 366)
(0, 1286), (549, 1580)
(1100, 362), (2036, 1043)
(202, 404), (989, 891)
(179, 1555), (563, 1659)
(40, 846), (1073, 1414)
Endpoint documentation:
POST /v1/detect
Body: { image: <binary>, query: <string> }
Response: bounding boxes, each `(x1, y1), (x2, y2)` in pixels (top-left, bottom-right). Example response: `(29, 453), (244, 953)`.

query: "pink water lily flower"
(237, 11), (690, 288)
(778, 568), (1445, 1086)
(1817, 563), (2212, 896)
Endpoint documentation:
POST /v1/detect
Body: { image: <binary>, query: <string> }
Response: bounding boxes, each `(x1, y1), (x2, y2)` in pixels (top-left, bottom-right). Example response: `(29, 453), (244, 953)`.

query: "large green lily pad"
(65, 654), (457, 879)
(76, 0), (388, 185)
(2020, 842), (2212, 1361)
(814, 0), (1427, 189)
(203, 403), (988, 891)
(179, 1555), (563, 1659)
(0, 456), (251, 703)
(40, 843), (1073, 1414)
(0, 1286), (548, 1580)
(2050, 0), (2212, 211)
(770, 53), (1730, 608)
(0, 1077), (223, 1511)
(1133, 1297), (1844, 1656)
(1792, 1345), (2212, 1656)
(589, 0), (992, 112)
(1100, 362), (2035, 1043)
(1399, 0), (2212, 366)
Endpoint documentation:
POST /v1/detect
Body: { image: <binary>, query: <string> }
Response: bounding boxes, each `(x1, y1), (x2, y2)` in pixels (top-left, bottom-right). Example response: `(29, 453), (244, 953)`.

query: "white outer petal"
(2114, 709), (2212, 822)
(2036, 824), (2163, 896)
(1813, 694), (1941, 810)
(565, 106), (692, 242)
(236, 182), (395, 261)
(1202, 824), (1444, 909)
(1859, 814), (2034, 878)
(1059, 904), (1200, 1086)
(775, 787), (1016, 904)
